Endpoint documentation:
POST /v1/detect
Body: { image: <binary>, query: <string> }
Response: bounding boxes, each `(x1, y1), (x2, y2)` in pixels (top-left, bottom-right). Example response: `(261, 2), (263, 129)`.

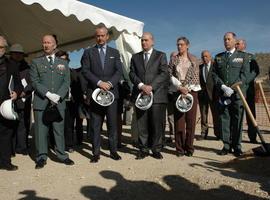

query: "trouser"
(199, 92), (220, 138)
(219, 99), (244, 150)
(90, 100), (118, 156)
(14, 110), (28, 152)
(64, 101), (83, 148)
(0, 117), (15, 165)
(34, 110), (68, 162)
(136, 104), (166, 153)
(174, 91), (198, 154)
(246, 84), (257, 141)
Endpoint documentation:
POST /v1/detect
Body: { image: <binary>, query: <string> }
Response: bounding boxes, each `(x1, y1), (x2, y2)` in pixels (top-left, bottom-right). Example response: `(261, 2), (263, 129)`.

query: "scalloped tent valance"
(0, 0), (144, 68)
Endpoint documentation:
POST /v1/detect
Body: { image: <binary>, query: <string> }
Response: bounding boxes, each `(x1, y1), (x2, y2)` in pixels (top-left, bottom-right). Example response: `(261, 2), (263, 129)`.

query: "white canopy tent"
(0, 0), (144, 70)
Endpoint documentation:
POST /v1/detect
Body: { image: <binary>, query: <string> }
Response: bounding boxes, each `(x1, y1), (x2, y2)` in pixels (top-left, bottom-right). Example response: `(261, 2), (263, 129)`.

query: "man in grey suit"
(198, 50), (220, 140)
(30, 34), (74, 169)
(129, 32), (169, 159)
(81, 25), (123, 163)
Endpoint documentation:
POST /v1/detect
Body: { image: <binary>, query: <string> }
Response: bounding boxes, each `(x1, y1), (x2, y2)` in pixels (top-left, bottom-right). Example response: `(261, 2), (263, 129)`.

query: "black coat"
(0, 56), (23, 104)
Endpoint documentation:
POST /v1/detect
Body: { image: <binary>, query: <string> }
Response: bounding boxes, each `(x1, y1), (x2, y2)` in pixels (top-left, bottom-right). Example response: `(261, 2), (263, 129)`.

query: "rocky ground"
(0, 125), (270, 200)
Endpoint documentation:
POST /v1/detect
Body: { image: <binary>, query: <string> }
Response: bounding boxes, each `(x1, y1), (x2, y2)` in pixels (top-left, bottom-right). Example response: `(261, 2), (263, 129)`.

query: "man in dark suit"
(198, 50), (220, 140)
(30, 34), (74, 169)
(236, 39), (260, 143)
(0, 36), (23, 171)
(212, 32), (249, 157)
(81, 25), (123, 163)
(129, 32), (169, 159)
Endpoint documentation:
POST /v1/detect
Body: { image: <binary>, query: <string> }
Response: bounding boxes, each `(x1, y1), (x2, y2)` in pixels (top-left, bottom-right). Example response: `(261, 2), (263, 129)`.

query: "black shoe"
(250, 139), (258, 144)
(197, 135), (204, 141)
(135, 152), (148, 160)
(0, 163), (18, 171)
(152, 152), (163, 159)
(35, 159), (47, 169)
(65, 148), (74, 153)
(218, 148), (229, 156)
(185, 151), (193, 157)
(16, 149), (29, 156)
(110, 152), (122, 160)
(62, 158), (74, 165)
(176, 151), (185, 157)
(117, 144), (126, 149)
(90, 155), (100, 163)
(233, 149), (243, 157)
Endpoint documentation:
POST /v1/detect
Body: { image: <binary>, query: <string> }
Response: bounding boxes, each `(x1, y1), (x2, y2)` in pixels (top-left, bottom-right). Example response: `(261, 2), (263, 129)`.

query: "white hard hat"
(0, 99), (18, 120)
(135, 92), (153, 110)
(92, 88), (114, 106)
(175, 93), (193, 113)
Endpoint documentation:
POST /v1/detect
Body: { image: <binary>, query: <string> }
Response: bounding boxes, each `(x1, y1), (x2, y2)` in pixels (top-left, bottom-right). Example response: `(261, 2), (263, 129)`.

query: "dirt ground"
(0, 124), (270, 200)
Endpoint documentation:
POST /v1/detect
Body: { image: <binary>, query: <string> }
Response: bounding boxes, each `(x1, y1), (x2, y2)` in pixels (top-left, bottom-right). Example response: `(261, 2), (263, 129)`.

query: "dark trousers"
(64, 101), (83, 148)
(246, 84), (257, 141)
(90, 100), (118, 156)
(0, 117), (15, 165)
(219, 98), (244, 150)
(174, 91), (198, 154)
(136, 103), (166, 153)
(198, 91), (220, 138)
(14, 110), (28, 152)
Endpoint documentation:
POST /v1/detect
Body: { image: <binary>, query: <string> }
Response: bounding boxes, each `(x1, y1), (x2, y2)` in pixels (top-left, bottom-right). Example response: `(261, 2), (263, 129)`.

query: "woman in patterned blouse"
(169, 36), (201, 157)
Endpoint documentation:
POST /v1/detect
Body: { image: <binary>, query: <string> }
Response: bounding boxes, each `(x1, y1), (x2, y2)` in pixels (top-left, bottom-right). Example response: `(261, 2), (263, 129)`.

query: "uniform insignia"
(216, 57), (222, 63)
(109, 56), (115, 59)
(57, 64), (65, 71)
(232, 58), (243, 63)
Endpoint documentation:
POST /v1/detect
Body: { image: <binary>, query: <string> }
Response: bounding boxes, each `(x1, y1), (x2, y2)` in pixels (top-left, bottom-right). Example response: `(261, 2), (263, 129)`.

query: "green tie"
(48, 56), (53, 66)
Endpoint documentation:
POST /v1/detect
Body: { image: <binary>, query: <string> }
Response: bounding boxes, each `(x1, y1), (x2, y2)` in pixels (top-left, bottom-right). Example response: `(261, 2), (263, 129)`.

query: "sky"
(69, 0), (270, 68)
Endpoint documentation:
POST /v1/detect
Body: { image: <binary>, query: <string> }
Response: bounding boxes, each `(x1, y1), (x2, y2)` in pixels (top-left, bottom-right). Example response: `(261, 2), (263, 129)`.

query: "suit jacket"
(129, 49), (169, 104)
(198, 62), (215, 101)
(30, 55), (70, 110)
(212, 50), (249, 97)
(81, 45), (122, 99)
(0, 57), (23, 104)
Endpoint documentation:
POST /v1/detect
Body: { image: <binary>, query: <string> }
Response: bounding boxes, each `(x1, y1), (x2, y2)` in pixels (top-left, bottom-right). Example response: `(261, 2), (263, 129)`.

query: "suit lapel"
(92, 46), (103, 70)
(145, 49), (156, 71)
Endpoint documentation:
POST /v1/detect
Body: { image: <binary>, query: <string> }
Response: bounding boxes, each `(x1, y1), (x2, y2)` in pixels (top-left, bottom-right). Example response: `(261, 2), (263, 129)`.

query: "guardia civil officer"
(30, 34), (74, 169)
(212, 32), (249, 157)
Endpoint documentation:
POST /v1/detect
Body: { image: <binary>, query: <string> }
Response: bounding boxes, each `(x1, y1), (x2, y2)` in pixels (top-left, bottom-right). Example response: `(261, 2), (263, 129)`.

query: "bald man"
(236, 39), (260, 143)
(198, 50), (220, 140)
(129, 32), (169, 159)
(212, 32), (249, 157)
(30, 34), (74, 169)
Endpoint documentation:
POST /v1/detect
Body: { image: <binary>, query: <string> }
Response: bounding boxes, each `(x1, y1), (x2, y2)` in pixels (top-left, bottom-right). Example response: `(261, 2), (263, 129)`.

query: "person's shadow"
(18, 190), (58, 200)
(81, 170), (267, 200)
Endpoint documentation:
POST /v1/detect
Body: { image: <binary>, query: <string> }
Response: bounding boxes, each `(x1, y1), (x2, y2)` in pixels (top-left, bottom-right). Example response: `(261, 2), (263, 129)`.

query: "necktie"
(204, 65), (208, 81)
(144, 52), (149, 66)
(48, 56), (53, 66)
(99, 46), (105, 68)
(226, 51), (232, 59)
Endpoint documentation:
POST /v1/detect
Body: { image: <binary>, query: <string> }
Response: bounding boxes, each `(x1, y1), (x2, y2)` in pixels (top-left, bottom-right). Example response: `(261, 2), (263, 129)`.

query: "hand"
(141, 85), (152, 95)
(46, 92), (60, 104)
(98, 81), (111, 91)
(178, 86), (189, 95)
(221, 85), (234, 97)
(10, 91), (18, 100)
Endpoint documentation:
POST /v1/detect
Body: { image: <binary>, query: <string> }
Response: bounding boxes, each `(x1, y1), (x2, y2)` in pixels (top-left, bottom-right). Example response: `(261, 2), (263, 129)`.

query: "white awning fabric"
(0, 0), (144, 69)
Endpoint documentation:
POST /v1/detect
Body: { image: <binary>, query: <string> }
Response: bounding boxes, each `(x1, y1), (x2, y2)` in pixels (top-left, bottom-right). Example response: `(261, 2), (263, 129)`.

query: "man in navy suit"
(129, 32), (169, 160)
(81, 25), (123, 163)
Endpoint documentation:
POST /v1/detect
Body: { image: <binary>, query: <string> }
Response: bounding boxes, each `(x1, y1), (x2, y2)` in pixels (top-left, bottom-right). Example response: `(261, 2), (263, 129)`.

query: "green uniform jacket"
(212, 50), (250, 97)
(246, 53), (260, 87)
(30, 56), (70, 111)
